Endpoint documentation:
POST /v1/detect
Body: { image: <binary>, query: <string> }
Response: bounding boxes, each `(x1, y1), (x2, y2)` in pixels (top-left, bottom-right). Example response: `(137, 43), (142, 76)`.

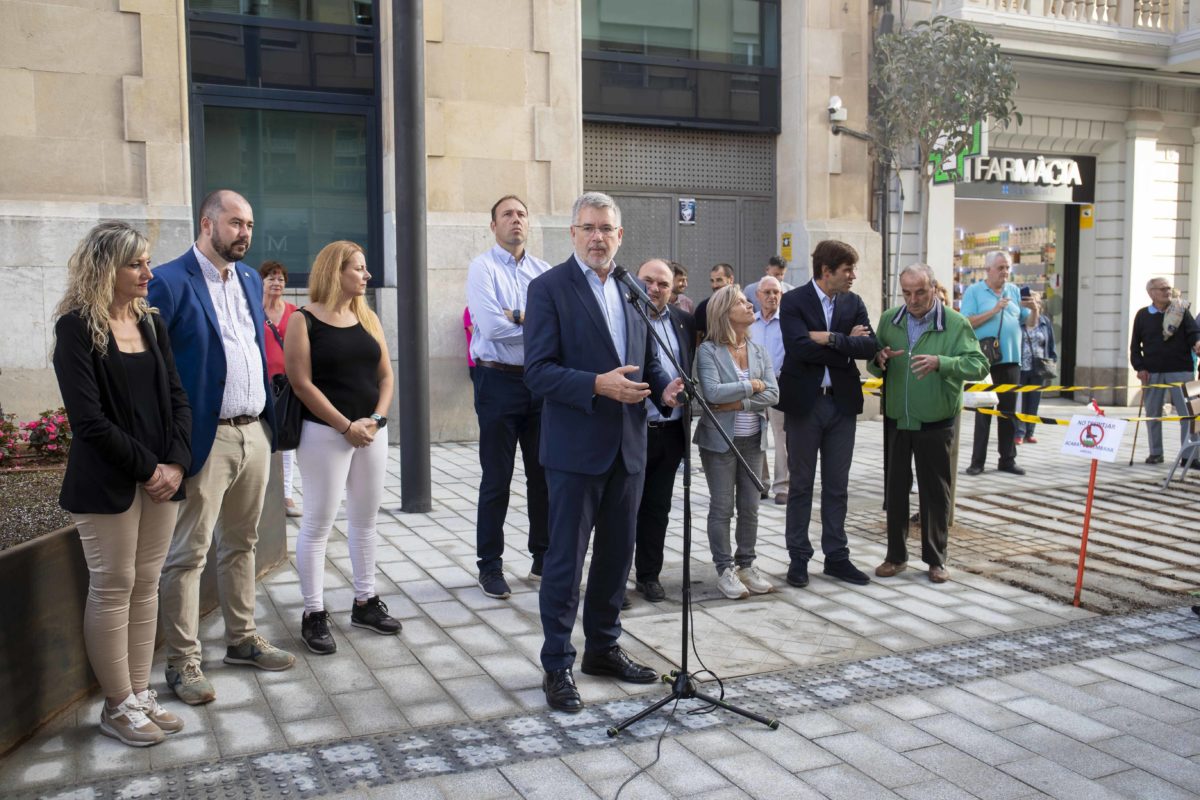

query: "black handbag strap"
(266, 319), (284, 350)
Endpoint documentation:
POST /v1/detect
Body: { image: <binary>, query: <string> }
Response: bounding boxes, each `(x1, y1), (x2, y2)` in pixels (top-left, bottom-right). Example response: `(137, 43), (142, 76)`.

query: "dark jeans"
(784, 395), (856, 564)
(634, 420), (685, 582)
(540, 459), (642, 672)
(1016, 369), (1042, 438)
(473, 365), (549, 573)
(970, 362), (1020, 468)
(885, 419), (954, 567)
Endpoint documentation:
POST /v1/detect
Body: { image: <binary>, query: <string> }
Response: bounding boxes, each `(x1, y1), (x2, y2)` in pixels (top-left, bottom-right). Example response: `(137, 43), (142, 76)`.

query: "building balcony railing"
(933, 0), (1200, 69)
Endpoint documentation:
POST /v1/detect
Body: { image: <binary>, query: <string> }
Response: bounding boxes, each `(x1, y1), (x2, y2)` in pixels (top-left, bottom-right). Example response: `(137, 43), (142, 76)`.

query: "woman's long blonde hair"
(54, 221), (152, 355)
(704, 284), (750, 347)
(308, 240), (383, 342)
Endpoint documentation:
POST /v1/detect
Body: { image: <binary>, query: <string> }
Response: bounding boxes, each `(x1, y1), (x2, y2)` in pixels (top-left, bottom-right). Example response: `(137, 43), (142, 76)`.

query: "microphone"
(612, 266), (655, 308)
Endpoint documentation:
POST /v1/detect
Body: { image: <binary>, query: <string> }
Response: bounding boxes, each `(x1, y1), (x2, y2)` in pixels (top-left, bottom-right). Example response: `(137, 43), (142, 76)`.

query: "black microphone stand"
(607, 278), (779, 737)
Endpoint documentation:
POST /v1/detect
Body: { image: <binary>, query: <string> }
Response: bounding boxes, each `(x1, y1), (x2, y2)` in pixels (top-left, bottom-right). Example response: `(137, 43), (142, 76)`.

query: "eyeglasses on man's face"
(573, 224), (618, 238)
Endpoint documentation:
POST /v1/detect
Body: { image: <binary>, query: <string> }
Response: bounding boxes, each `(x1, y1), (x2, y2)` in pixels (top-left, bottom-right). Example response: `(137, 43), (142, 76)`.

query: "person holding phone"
(1016, 288), (1056, 445)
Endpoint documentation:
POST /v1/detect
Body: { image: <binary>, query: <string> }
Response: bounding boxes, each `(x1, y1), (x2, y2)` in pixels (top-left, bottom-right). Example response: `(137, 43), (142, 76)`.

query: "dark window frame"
(582, 0), (781, 132)
(185, 0), (383, 288)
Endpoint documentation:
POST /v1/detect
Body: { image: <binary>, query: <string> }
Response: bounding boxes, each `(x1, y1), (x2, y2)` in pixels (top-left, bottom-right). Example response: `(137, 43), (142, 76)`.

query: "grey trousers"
(700, 434), (764, 574)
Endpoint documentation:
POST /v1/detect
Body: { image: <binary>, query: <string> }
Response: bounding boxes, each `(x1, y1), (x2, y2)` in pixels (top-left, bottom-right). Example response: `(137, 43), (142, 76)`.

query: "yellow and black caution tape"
(970, 408), (1198, 426)
(860, 377), (1190, 394)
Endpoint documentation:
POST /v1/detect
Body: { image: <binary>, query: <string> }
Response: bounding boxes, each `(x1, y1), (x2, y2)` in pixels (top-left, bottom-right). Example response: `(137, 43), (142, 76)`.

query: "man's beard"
(212, 230), (249, 263)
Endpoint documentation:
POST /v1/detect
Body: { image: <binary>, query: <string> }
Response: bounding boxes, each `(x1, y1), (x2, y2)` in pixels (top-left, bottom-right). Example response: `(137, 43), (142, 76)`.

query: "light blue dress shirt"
(645, 308), (682, 422)
(813, 280), (836, 388)
(749, 309), (784, 377)
(575, 254), (626, 362)
(465, 244), (551, 365)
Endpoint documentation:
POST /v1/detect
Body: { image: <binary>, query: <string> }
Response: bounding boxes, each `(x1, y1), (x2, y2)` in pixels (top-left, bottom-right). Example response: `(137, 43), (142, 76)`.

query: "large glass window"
(582, 0), (779, 130)
(187, 0), (380, 285)
(189, 0), (372, 26)
(200, 106), (371, 277)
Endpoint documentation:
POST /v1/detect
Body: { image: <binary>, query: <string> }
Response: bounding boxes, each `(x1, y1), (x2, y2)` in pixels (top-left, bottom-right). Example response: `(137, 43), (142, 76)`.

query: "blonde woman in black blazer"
(52, 221), (191, 748)
(694, 285), (779, 600)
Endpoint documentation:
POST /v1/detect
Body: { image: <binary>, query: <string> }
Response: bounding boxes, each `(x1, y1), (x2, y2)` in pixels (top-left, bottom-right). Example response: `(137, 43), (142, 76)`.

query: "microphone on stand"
(612, 266), (655, 308)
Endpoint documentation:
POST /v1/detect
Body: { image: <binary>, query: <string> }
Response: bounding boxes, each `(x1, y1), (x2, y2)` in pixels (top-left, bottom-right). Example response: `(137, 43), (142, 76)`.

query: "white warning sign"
(1061, 415), (1127, 463)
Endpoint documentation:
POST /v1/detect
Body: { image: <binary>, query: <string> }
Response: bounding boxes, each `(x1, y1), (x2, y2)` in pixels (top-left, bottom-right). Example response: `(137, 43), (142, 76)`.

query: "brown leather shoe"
(929, 565), (950, 584)
(874, 561), (907, 578)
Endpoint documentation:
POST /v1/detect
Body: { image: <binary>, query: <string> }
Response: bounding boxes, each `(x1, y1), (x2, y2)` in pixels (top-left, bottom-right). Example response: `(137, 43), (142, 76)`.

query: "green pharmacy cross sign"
(930, 121), (986, 185)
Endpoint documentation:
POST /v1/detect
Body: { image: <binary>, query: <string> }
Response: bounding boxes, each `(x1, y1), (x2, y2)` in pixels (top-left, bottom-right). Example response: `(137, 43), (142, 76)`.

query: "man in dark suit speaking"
(524, 192), (684, 712)
(777, 240), (879, 589)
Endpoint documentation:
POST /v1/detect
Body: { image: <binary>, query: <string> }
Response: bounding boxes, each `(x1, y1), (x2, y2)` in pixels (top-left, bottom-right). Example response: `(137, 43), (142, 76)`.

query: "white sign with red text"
(1061, 415), (1127, 463)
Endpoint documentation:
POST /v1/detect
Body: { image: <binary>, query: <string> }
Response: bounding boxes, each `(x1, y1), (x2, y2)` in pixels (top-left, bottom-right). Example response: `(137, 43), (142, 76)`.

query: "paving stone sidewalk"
(2, 398), (1197, 798)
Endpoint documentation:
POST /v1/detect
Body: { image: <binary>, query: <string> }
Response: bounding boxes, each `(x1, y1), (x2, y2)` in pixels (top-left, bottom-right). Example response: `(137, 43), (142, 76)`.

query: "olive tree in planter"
(870, 15), (1021, 272)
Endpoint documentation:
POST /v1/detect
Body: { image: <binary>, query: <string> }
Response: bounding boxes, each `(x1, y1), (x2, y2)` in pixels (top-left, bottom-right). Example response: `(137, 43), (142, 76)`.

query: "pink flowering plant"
(22, 408), (71, 459)
(0, 415), (20, 465)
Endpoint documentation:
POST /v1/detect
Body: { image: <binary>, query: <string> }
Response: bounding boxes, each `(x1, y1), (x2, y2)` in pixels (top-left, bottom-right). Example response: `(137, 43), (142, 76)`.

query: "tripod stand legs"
(606, 670), (780, 737)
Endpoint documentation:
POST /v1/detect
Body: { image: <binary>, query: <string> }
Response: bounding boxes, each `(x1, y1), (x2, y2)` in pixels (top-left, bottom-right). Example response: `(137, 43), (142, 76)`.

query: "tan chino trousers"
(73, 489), (179, 700)
(159, 420), (270, 665)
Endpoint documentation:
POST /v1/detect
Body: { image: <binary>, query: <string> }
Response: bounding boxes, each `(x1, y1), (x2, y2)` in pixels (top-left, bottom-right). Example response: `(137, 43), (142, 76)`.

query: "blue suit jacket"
(147, 247), (277, 475)
(524, 257), (671, 476)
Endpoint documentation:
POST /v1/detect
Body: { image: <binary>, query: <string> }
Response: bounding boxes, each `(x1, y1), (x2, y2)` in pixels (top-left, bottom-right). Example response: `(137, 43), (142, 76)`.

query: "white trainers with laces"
(716, 567), (749, 600)
(99, 694), (165, 747)
(736, 565), (775, 594)
(135, 688), (184, 734)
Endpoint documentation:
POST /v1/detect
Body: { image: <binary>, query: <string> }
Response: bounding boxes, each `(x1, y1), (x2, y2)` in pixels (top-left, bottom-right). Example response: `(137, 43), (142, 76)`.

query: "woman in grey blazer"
(695, 285), (780, 599)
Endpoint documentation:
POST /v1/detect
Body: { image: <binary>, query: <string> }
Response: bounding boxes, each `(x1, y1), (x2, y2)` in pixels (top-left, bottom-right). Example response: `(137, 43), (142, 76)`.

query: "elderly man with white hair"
(1130, 276), (1200, 465)
(869, 264), (990, 583)
(959, 250), (1030, 476)
(749, 275), (789, 503)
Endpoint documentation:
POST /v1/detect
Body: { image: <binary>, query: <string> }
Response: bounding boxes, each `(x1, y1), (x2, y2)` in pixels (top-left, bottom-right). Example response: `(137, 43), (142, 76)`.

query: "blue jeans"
(700, 434), (763, 574)
(1144, 370), (1195, 457)
(1015, 369), (1043, 439)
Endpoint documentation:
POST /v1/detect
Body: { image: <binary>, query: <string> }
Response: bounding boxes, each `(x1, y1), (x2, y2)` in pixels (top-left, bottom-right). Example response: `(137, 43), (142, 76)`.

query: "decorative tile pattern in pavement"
(17, 606), (1198, 800)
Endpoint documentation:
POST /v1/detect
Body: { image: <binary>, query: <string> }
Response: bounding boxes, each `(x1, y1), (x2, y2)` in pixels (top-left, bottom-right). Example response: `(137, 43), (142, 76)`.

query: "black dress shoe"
(580, 646), (659, 684)
(636, 580), (666, 602)
(1145, 454), (1164, 465)
(543, 667), (583, 712)
(965, 464), (984, 476)
(823, 559), (870, 585)
(997, 462), (1026, 476)
(786, 561), (809, 588)
(621, 593), (632, 610)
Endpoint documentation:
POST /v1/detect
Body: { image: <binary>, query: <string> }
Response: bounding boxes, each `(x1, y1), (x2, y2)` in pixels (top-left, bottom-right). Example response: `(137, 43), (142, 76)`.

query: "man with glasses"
(524, 192), (684, 712)
(465, 195), (551, 600)
(1131, 277), (1200, 465)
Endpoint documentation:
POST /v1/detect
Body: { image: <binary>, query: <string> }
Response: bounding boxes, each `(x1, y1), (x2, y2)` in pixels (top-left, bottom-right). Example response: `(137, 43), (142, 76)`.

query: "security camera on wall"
(827, 96), (848, 122)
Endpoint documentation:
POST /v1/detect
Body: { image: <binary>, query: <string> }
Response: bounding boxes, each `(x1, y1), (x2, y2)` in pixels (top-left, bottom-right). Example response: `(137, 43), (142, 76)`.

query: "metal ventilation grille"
(584, 123), (774, 195)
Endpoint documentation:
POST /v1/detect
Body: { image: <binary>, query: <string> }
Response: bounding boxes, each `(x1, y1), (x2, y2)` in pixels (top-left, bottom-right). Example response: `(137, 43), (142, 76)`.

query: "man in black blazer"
(632, 258), (696, 602)
(524, 193), (685, 712)
(777, 240), (878, 588)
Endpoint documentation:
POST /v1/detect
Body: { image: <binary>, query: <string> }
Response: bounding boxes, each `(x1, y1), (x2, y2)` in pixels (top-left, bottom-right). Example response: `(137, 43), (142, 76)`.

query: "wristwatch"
(370, 413), (387, 429)
(513, 309), (523, 325)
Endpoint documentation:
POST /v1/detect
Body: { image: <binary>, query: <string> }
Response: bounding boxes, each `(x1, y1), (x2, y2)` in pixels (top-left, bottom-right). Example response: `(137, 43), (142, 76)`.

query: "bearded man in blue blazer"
(148, 190), (294, 708)
(524, 192), (685, 712)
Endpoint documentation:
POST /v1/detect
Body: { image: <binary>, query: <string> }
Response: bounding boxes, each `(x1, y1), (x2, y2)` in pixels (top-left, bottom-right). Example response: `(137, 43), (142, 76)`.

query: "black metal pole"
(394, 0), (431, 512)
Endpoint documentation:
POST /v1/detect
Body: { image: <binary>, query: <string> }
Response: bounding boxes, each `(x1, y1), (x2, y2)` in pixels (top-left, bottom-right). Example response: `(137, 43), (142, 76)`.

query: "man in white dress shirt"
(749, 276), (788, 504)
(466, 195), (552, 600)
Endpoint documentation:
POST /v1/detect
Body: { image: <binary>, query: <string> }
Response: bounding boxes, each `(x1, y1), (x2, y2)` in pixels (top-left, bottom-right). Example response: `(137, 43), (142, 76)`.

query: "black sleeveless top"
(300, 310), (382, 426)
(120, 349), (166, 459)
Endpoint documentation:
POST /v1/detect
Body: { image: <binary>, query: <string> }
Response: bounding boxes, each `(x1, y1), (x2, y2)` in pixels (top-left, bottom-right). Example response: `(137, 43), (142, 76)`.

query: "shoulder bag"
(1026, 324), (1058, 381)
(978, 295), (1005, 366)
(272, 309), (310, 451)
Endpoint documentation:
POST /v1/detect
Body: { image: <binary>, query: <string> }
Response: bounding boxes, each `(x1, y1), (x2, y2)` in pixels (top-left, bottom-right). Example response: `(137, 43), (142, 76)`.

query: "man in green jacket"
(867, 264), (990, 584)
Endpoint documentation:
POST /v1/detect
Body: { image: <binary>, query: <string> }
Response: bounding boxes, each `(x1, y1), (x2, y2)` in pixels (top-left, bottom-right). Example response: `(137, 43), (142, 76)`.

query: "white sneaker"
(135, 688), (184, 734)
(736, 565), (774, 595)
(99, 694), (165, 747)
(716, 567), (749, 600)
